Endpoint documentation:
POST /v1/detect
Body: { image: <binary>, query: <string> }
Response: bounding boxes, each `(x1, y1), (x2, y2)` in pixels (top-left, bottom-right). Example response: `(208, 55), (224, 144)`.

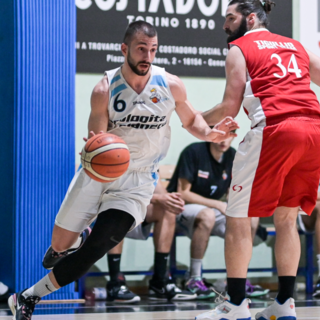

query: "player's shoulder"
(92, 76), (109, 97)
(166, 71), (183, 87)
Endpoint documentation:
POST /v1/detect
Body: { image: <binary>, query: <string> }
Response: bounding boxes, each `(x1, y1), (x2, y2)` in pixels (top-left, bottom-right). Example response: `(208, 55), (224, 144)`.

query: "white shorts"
(176, 204), (226, 239)
(55, 168), (157, 233)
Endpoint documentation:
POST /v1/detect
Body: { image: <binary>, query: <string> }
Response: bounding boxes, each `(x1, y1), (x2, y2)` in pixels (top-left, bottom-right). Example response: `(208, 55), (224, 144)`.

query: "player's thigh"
(210, 210), (226, 238)
(278, 121), (320, 215)
(55, 168), (108, 233)
(176, 204), (208, 239)
(227, 122), (306, 218)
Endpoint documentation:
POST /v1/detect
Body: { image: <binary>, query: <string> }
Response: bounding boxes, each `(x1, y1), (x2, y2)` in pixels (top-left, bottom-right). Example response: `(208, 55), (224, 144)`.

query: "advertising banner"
(76, 0), (292, 77)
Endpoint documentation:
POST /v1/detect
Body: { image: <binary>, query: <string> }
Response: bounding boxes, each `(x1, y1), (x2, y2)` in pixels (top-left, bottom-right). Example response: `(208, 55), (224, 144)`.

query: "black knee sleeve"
(53, 209), (134, 287)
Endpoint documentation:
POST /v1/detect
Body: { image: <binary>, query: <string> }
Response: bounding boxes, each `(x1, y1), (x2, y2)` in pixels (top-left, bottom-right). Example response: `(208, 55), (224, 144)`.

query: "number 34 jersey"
(230, 29), (320, 127)
(105, 65), (175, 172)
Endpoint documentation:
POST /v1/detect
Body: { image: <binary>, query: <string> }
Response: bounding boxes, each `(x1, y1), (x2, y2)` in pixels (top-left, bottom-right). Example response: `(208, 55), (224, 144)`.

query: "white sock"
(23, 274), (59, 298)
(0, 282), (8, 295)
(317, 254), (320, 277)
(190, 258), (202, 279)
(69, 236), (82, 250)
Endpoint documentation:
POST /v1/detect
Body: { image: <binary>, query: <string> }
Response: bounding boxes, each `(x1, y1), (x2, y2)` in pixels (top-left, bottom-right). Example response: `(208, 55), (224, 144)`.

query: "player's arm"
(177, 178), (227, 214)
(167, 73), (238, 142)
(306, 49), (320, 87)
(202, 45), (246, 126)
(88, 76), (110, 137)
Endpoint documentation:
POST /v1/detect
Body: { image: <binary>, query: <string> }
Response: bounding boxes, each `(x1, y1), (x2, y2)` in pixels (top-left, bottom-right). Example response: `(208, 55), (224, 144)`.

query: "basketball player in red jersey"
(196, 1), (320, 320)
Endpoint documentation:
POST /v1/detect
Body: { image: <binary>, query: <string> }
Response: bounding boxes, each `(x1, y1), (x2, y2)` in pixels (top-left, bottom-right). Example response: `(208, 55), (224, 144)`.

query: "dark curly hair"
(228, 0), (276, 27)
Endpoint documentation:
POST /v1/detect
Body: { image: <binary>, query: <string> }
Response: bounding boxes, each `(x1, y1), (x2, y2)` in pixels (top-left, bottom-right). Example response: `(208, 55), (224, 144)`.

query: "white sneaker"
(255, 298), (296, 320)
(195, 298), (251, 320)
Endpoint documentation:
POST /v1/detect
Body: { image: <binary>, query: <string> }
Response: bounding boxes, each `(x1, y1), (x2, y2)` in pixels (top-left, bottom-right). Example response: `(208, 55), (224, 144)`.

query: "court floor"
(0, 294), (319, 320)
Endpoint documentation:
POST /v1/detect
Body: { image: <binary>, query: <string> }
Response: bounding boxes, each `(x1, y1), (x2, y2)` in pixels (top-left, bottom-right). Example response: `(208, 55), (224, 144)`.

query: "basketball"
(80, 133), (130, 183)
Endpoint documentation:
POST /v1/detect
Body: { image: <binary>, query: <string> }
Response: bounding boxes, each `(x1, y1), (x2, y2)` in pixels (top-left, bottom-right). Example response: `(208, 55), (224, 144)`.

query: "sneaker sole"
(312, 290), (320, 298)
(256, 317), (296, 320)
(247, 289), (270, 298)
(196, 293), (216, 300)
(8, 295), (16, 318)
(171, 293), (197, 301)
(196, 317), (251, 320)
(108, 296), (141, 304)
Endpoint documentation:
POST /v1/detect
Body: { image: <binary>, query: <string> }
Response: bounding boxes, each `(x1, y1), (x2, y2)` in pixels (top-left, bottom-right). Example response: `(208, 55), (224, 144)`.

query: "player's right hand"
(158, 193), (185, 215)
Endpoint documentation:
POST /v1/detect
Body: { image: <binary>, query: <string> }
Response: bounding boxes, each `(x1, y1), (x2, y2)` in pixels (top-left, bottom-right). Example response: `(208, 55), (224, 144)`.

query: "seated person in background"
(167, 137), (269, 299)
(297, 187), (320, 298)
(105, 182), (197, 303)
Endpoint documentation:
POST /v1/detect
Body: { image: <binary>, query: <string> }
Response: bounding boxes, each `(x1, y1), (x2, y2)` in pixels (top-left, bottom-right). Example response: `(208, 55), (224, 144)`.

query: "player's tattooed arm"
(167, 73), (238, 142)
(306, 49), (320, 87)
(88, 75), (110, 137)
(202, 45), (246, 126)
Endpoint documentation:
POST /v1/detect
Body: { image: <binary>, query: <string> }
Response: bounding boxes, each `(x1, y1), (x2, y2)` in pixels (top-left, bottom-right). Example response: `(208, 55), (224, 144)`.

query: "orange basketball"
(80, 133), (130, 183)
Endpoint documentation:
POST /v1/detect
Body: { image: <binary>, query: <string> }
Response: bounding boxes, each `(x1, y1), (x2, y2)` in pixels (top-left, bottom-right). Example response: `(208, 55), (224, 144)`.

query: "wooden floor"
(1, 306), (320, 319)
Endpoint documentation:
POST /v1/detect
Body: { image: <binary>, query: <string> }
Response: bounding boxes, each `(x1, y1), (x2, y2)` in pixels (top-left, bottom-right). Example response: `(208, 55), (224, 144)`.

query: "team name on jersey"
(110, 113), (167, 130)
(254, 40), (297, 51)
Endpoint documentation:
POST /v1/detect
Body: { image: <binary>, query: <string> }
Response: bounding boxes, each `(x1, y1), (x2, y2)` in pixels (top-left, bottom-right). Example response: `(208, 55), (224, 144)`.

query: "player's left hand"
(208, 117), (239, 143)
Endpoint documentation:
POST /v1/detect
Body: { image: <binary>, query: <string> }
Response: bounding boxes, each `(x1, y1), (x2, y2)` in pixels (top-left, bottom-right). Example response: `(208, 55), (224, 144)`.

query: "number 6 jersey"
(230, 29), (320, 128)
(105, 65), (176, 172)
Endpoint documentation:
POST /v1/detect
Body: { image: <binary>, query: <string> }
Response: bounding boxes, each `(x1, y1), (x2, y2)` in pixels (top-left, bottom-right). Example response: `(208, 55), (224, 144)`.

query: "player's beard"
(226, 16), (248, 43)
(127, 49), (151, 76)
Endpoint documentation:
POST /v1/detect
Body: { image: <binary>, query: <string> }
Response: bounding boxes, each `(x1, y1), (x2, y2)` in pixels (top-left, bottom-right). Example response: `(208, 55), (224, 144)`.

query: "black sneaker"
(42, 227), (91, 270)
(106, 273), (140, 304)
(8, 290), (41, 320)
(313, 278), (320, 298)
(148, 278), (197, 301)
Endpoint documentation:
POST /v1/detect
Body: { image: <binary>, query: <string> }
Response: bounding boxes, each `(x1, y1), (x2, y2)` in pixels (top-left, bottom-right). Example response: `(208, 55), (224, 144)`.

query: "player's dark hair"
(123, 21), (157, 45)
(228, 0), (276, 27)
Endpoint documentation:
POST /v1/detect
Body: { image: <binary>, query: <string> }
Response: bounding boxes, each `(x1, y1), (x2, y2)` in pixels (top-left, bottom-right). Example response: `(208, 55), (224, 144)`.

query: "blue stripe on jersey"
(111, 84), (127, 98)
(150, 75), (167, 88)
(151, 172), (159, 187)
(110, 74), (121, 85)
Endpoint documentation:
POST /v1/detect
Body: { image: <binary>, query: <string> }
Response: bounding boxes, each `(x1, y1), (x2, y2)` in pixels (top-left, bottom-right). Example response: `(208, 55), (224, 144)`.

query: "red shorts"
(226, 117), (320, 218)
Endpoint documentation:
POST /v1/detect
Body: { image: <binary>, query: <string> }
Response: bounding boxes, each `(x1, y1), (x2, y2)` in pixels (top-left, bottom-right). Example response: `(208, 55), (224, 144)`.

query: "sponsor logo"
(17, 300), (22, 310)
(150, 88), (161, 103)
(222, 170), (228, 180)
(110, 113), (167, 130)
(45, 284), (52, 292)
(198, 170), (209, 179)
(133, 100), (145, 105)
(232, 185), (243, 192)
(110, 236), (120, 244)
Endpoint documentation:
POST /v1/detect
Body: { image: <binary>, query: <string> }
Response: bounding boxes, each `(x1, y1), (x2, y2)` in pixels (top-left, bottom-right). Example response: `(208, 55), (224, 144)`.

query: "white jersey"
(106, 65), (176, 172)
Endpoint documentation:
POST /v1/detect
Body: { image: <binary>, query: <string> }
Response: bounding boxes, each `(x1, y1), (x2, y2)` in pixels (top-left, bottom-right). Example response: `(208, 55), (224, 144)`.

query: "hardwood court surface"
(1, 297), (320, 320)
(1, 307), (320, 319)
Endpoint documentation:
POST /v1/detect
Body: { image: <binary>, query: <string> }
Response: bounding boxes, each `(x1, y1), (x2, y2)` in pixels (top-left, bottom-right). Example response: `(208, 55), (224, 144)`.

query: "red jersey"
(230, 29), (320, 127)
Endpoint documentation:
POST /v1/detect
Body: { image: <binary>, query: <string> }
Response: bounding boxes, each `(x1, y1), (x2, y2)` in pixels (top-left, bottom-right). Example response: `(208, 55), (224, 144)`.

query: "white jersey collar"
(244, 28), (269, 36)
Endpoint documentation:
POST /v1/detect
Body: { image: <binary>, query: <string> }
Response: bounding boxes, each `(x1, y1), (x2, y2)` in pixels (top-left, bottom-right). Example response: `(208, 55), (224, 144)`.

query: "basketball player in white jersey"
(8, 21), (238, 319)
